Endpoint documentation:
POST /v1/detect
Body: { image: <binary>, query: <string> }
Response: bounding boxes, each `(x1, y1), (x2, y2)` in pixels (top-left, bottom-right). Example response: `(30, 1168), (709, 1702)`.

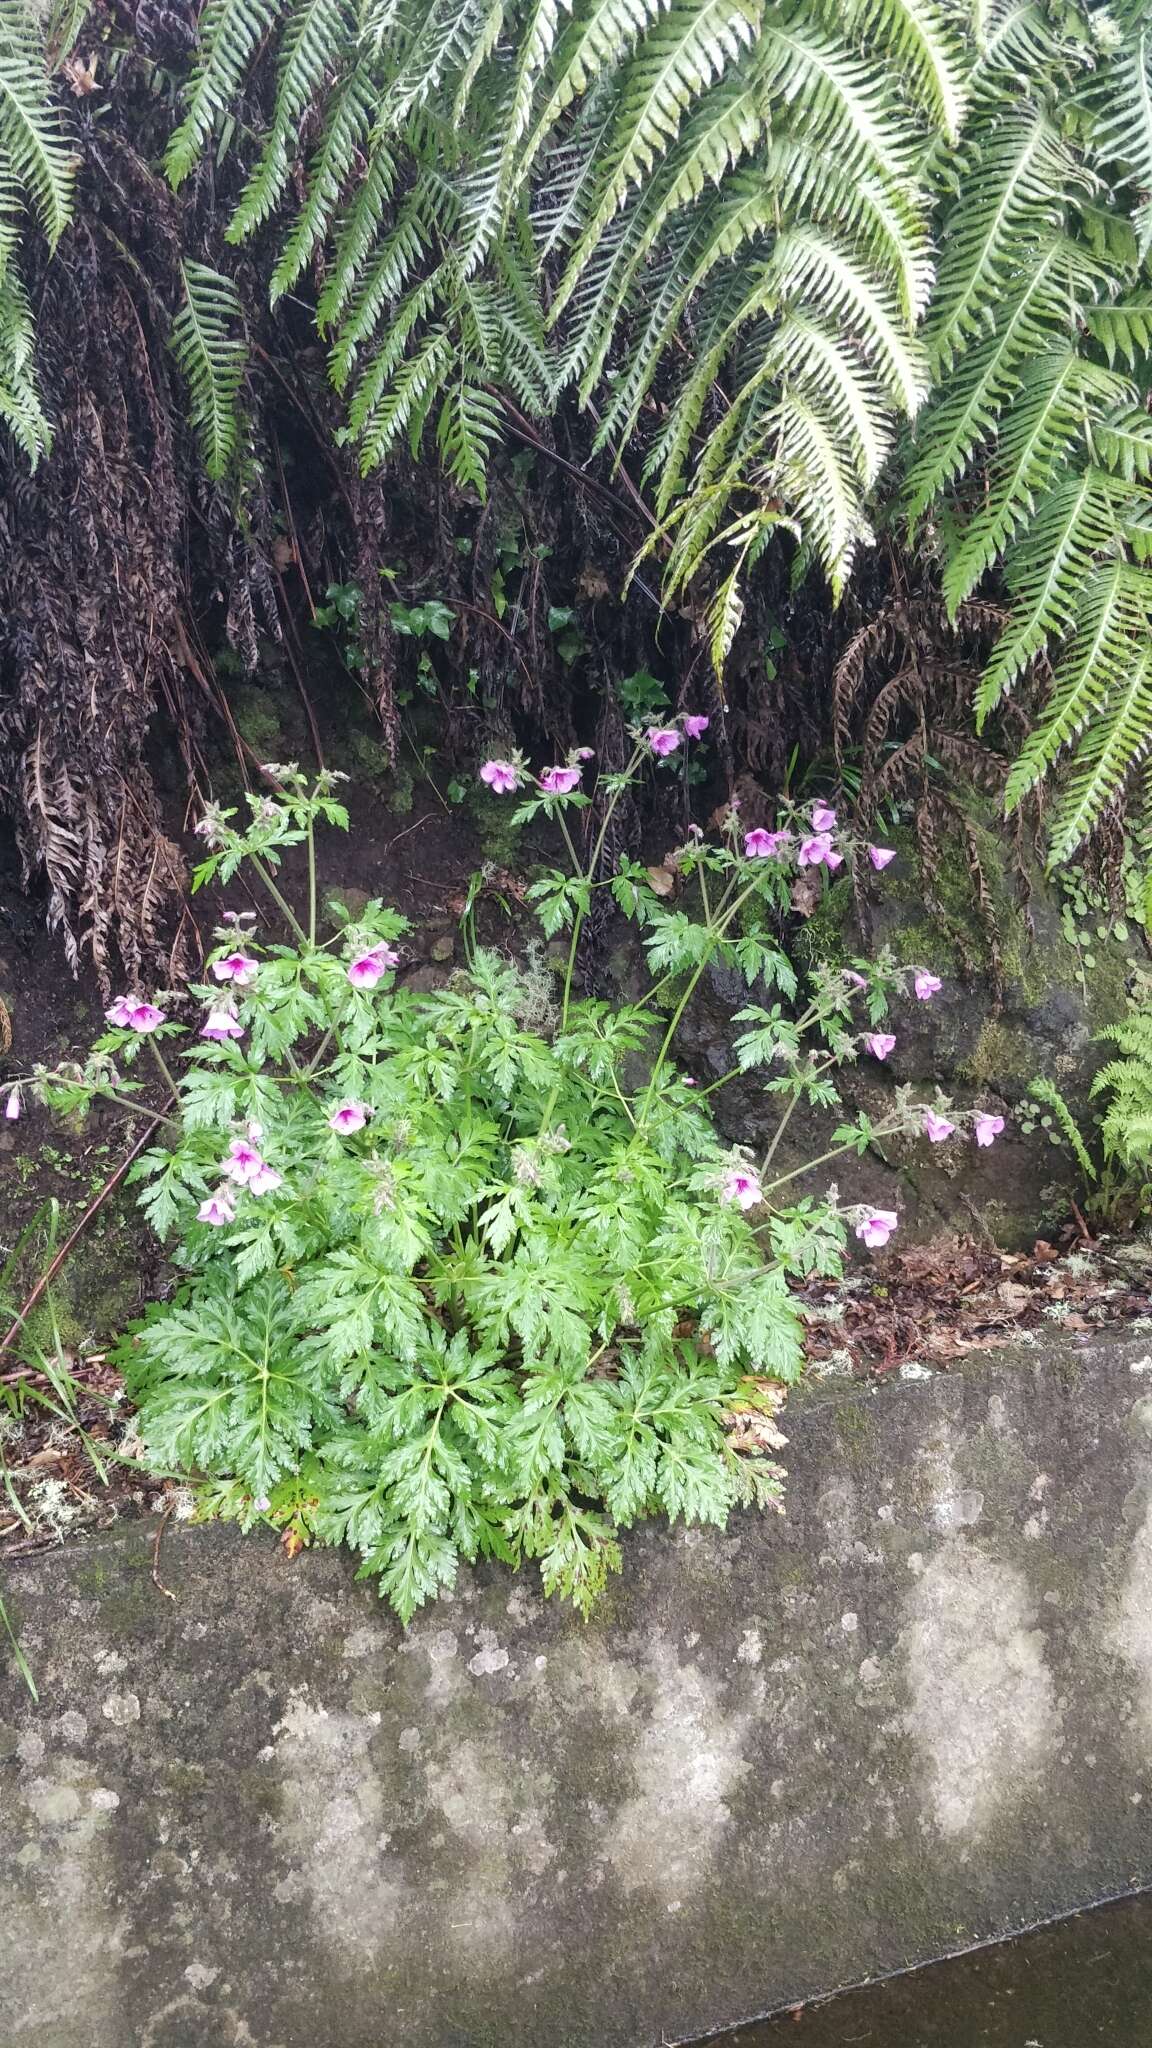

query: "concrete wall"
(4, 1333), (1152, 2048)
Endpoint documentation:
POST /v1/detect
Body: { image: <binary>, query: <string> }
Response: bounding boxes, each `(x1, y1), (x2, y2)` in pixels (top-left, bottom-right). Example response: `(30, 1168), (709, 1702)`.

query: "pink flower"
(253, 1495), (271, 1512)
(683, 1077), (697, 1088)
(745, 828), (792, 859)
(865, 1032), (896, 1061)
(682, 715), (710, 738)
(924, 1110), (955, 1143)
(539, 765), (582, 794)
(869, 846), (896, 871)
(974, 1113), (1005, 1147)
(843, 970), (868, 991)
(810, 803), (837, 832)
(106, 997), (166, 1033)
(855, 1209), (898, 1248)
(574, 747), (596, 761)
(248, 1162), (283, 1196)
(914, 971), (942, 1001)
(479, 759), (520, 795)
(721, 1166), (763, 1210)
(200, 1003), (244, 1041)
(223, 1138), (264, 1184)
(646, 727), (681, 757)
(823, 845), (844, 871)
(198, 1188), (236, 1227)
(346, 945), (400, 989)
(4, 1084), (21, 1121)
(329, 1100), (371, 1135)
(212, 952), (259, 985)
(797, 833), (835, 868)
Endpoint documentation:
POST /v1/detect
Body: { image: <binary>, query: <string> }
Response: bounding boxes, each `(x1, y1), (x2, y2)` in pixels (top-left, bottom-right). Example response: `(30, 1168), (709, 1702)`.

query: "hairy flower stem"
(146, 1040), (181, 1099)
(249, 855), (307, 945)
(559, 747), (646, 1030)
(306, 817), (317, 949)
(762, 1118), (909, 1199)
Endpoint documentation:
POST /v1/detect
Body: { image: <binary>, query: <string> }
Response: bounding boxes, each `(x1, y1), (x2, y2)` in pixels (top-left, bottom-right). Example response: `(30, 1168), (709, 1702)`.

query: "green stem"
(762, 1120), (906, 1199)
(761, 1050), (838, 1174)
(250, 855), (307, 944)
(636, 876), (764, 1120)
(306, 816), (317, 948)
(146, 1039), (181, 1099)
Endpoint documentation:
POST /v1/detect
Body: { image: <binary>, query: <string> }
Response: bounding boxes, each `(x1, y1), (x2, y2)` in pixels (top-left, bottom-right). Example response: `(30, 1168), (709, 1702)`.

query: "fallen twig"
(151, 1503), (176, 1602)
(0, 1111), (169, 1365)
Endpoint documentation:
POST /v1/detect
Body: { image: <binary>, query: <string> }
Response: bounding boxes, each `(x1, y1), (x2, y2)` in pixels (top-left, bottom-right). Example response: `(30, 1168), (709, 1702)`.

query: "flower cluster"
(198, 1131), (283, 1224)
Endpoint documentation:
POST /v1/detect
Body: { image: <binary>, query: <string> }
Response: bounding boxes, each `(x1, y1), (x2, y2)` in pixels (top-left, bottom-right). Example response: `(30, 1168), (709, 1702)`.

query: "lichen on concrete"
(3, 1332), (1152, 2047)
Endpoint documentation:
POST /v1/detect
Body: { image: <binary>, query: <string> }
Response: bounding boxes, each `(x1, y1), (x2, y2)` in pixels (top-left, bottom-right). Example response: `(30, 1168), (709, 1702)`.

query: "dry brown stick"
(151, 1503), (177, 1602)
(0, 1112), (168, 1365)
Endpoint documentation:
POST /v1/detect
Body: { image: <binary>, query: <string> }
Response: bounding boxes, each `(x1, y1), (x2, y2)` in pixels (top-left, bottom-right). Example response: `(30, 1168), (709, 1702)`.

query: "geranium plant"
(20, 732), (1003, 1620)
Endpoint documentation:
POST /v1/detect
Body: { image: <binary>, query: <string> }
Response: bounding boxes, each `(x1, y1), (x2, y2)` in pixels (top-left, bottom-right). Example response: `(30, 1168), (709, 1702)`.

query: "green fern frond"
(0, 0), (75, 245)
(975, 468), (1135, 722)
(228, 0), (358, 245)
(269, 64), (376, 302)
(1003, 561), (1150, 809)
(553, 0), (761, 305)
(756, 12), (918, 185)
(170, 261), (248, 481)
(941, 352), (1129, 612)
(165, 0), (279, 189)
(1047, 652), (1152, 861)
(927, 110), (1081, 373)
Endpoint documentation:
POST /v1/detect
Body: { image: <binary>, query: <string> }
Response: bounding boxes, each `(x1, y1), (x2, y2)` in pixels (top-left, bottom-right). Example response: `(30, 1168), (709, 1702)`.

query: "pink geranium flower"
(479, 759), (520, 795)
(198, 1188), (236, 1227)
(248, 1162), (283, 1196)
(869, 846), (896, 871)
(346, 945), (400, 989)
(974, 1113), (1005, 1147)
(212, 952), (259, 985)
(924, 1109), (955, 1142)
(682, 715), (710, 738)
(843, 970), (868, 991)
(574, 746), (595, 761)
(646, 727), (681, 757)
(914, 971), (942, 1001)
(865, 1032), (896, 1061)
(721, 1166), (763, 1210)
(4, 1084), (21, 1121)
(855, 1208), (898, 1248)
(329, 1100), (371, 1135)
(223, 1138), (264, 1184)
(797, 833), (836, 868)
(539, 765), (582, 794)
(810, 803), (837, 832)
(200, 1003), (244, 1041)
(107, 998), (167, 1033)
(745, 828), (792, 859)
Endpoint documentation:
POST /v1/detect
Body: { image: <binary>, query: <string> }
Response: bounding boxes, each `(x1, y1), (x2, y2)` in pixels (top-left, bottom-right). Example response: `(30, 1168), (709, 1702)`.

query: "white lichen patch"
(601, 1638), (752, 1900)
(270, 1691), (400, 1957)
(1108, 1490), (1152, 1746)
(902, 1540), (1061, 1840)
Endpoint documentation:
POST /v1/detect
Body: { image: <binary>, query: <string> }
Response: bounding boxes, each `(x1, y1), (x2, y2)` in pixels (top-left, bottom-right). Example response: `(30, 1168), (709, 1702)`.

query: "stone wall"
(4, 1333), (1152, 2047)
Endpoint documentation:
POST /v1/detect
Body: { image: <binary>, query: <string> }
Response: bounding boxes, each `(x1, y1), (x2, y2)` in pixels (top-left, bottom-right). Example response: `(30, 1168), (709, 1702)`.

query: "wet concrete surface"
(702, 1891), (1152, 2046)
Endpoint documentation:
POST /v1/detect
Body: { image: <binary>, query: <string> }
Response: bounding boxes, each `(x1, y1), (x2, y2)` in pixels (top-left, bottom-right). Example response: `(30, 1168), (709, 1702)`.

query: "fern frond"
(0, 0), (75, 245)
(1002, 561), (1149, 810)
(927, 110), (1081, 373)
(905, 236), (1108, 517)
(975, 468), (1135, 722)
(170, 261), (248, 481)
(755, 12), (917, 185)
(229, 0), (358, 245)
(554, 0), (761, 305)
(1047, 652), (1152, 861)
(835, 0), (969, 140)
(269, 63), (376, 302)
(165, 0), (279, 189)
(941, 352), (1129, 612)
(768, 228), (927, 416)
